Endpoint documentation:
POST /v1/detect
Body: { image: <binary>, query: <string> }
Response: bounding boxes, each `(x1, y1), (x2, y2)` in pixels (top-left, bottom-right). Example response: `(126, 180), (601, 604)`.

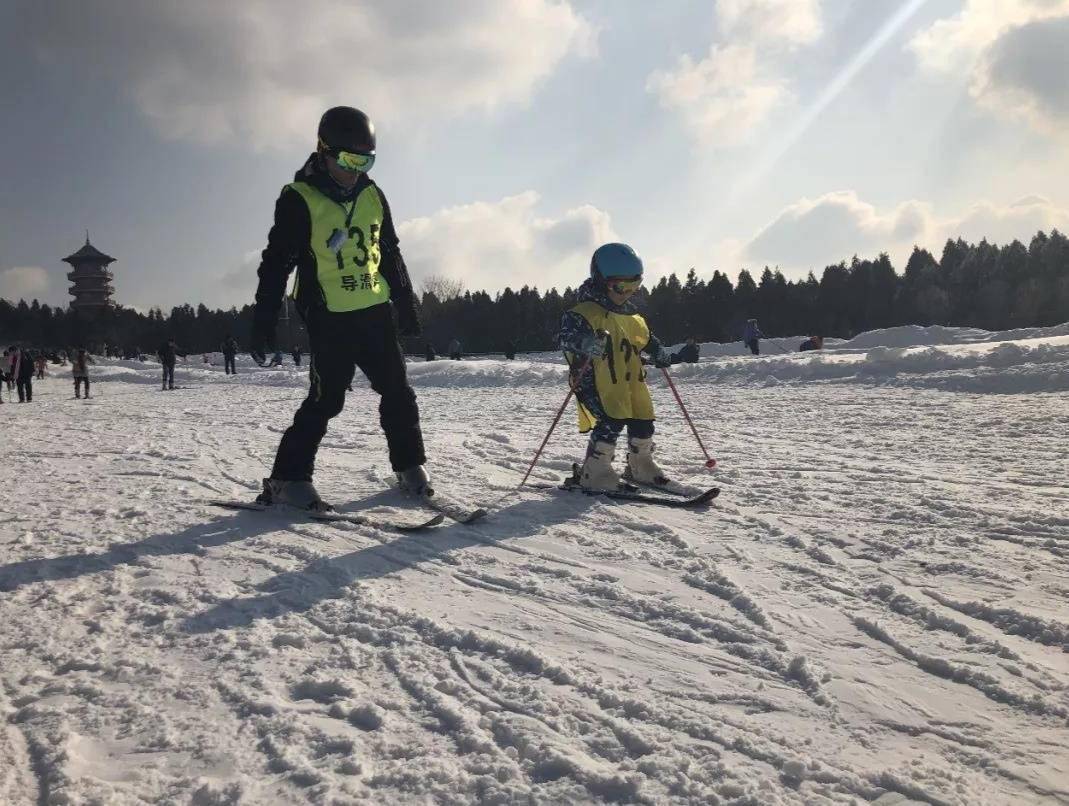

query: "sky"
(2, 0), (1068, 311)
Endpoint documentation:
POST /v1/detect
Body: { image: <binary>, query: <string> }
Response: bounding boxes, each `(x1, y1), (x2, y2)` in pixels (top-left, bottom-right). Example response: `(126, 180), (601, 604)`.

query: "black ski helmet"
(590, 243), (644, 282)
(317, 106), (376, 155)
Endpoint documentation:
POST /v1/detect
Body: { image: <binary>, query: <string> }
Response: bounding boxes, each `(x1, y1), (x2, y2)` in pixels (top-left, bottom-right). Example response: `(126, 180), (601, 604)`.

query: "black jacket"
(674, 343), (700, 363)
(15, 352), (35, 381)
(158, 342), (177, 365)
(253, 154), (417, 339)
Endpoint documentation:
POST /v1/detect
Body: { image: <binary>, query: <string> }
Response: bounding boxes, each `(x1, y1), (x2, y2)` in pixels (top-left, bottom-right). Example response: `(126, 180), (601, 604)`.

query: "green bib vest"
(569, 300), (654, 431)
(287, 181), (392, 312)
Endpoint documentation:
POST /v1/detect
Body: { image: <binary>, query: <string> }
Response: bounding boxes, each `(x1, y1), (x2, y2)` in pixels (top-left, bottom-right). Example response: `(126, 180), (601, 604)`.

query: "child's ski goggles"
(607, 276), (642, 294)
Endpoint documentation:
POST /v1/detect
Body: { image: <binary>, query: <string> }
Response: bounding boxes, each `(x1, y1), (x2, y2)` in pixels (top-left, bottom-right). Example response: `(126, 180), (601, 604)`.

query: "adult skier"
(13, 347), (35, 402)
(558, 243), (674, 491)
(249, 105), (428, 511)
(742, 318), (765, 355)
(221, 336), (238, 375)
(673, 336), (700, 364)
(72, 348), (93, 398)
(158, 338), (177, 390)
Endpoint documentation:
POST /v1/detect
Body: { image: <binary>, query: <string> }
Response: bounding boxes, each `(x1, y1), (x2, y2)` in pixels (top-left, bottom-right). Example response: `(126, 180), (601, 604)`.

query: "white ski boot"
(396, 465), (433, 496)
(256, 478), (331, 512)
(624, 437), (670, 486)
(579, 440), (621, 491)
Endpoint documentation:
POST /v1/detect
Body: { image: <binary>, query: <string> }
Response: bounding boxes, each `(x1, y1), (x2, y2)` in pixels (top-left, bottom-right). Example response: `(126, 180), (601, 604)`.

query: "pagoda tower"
(63, 233), (116, 310)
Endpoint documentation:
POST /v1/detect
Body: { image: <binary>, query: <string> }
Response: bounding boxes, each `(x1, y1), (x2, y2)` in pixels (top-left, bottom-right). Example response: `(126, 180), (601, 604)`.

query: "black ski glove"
(394, 295), (422, 337)
(249, 320), (273, 367)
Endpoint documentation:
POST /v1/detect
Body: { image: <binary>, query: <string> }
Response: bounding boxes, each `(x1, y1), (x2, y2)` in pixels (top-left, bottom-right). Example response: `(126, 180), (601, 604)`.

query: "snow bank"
(68, 322), (1069, 395)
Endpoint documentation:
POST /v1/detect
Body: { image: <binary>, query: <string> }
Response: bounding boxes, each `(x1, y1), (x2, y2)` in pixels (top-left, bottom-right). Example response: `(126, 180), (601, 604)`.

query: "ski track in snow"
(2, 327), (1068, 805)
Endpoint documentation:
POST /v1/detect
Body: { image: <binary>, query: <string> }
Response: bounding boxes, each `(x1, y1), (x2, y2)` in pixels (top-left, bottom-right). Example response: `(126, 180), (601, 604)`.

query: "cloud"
(397, 192), (618, 293)
(214, 250), (263, 309)
(979, 16), (1069, 133)
(743, 191), (1069, 273)
(745, 191), (931, 268)
(0, 266), (50, 303)
(647, 0), (821, 146)
(20, 0), (592, 150)
(909, 0), (1069, 134)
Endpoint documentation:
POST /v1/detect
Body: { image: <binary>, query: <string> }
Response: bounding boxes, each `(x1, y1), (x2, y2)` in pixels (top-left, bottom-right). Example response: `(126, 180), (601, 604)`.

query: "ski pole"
(518, 356), (592, 488)
(660, 367), (717, 469)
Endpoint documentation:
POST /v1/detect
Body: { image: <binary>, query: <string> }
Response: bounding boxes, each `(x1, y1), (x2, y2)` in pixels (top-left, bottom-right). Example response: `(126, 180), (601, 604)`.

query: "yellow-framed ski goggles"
(336, 150), (375, 173)
(607, 276), (642, 294)
(320, 139), (376, 173)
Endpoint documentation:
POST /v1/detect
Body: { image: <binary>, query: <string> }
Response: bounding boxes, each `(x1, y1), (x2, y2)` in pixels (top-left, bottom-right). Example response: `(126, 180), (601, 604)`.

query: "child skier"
(558, 243), (674, 491)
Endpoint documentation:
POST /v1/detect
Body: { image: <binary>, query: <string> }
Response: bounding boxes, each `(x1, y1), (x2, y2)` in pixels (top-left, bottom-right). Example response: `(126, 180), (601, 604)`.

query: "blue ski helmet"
(590, 243), (644, 281)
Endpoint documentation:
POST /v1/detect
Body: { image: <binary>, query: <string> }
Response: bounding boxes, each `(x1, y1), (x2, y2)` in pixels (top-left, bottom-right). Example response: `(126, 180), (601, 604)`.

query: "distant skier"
(673, 336), (700, 364)
(158, 338), (177, 390)
(268, 350), (284, 367)
(222, 336), (238, 375)
(249, 105), (428, 511)
(799, 335), (824, 352)
(72, 348), (93, 398)
(504, 339), (517, 360)
(424, 342), (437, 362)
(291, 345), (302, 366)
(558, 243), (674, 491)
(3, 348), (14, 392)
(35, 355), (46, 379)
(743, 318), (765, 355)
(448, 338), (462, 360)
(13, 347), (34, 402)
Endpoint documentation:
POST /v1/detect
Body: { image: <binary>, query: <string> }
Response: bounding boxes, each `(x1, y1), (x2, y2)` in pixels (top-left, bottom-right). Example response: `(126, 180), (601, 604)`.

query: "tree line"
(2, 230), (1067, 356)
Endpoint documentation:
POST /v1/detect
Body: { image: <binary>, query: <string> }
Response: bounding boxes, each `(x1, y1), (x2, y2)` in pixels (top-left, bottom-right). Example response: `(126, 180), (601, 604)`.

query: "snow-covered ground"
(1, 324), (1067, 805)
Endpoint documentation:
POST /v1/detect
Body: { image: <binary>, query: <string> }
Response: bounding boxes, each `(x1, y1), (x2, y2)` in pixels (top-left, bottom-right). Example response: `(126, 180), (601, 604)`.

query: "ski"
(543, 464), (719, 508)
(380, 473), (488, 524)
(556, 482), (719, 508)
(417, 489), (488, 524)
(207, 499), (445, 532)
(621, 472), (711, 499)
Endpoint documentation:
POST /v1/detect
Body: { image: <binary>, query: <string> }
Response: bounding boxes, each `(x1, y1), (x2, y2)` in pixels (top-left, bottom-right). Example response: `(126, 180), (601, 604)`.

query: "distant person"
(269, 350), (284, 367)
(13, 347), (34, 402)
(222, 336), (238, 374)
(158, 338), (177, 390)
(72, 348), (93, 398)
(742, 318), (765, 356)
(292, 345), (302, 366)
(3, 348), (14, 392)
(799, 335), (824, 352)
(448, 338), (462, 360)
(672, 336), (700, 364)
(35, 354), (47, 379)
(504, 339), (517, 360)
(424, 342), (436, 362)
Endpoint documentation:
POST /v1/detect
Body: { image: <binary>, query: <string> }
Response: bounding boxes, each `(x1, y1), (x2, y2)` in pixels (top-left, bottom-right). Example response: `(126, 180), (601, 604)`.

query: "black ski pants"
(271, 303), (425, 481)
(224, 354), (236, 374)
(16, 378), (31, 402)
(74, 377), (89, 398)
(162, 363), (175, 389)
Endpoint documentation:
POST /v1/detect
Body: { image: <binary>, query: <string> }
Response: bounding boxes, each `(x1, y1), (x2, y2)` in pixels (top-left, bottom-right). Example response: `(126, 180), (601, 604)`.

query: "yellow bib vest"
(287, 181), (392, 312)
(569, 301), (655, 432)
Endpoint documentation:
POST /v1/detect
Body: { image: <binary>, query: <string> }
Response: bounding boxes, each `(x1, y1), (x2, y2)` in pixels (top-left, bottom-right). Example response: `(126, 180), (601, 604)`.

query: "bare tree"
(420, 274), (465, 301)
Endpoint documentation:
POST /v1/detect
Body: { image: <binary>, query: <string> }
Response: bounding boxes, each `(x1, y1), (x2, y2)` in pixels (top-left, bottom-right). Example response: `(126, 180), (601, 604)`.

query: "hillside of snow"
(1, 323), (1067, 804)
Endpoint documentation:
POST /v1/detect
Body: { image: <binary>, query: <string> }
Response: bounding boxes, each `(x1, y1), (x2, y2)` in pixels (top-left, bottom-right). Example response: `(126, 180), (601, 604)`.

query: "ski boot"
(255, 478), (332, 513)
(579, 440), (620, 491)
(396, 465), (433, 496)
(623, 437), (670, 486)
